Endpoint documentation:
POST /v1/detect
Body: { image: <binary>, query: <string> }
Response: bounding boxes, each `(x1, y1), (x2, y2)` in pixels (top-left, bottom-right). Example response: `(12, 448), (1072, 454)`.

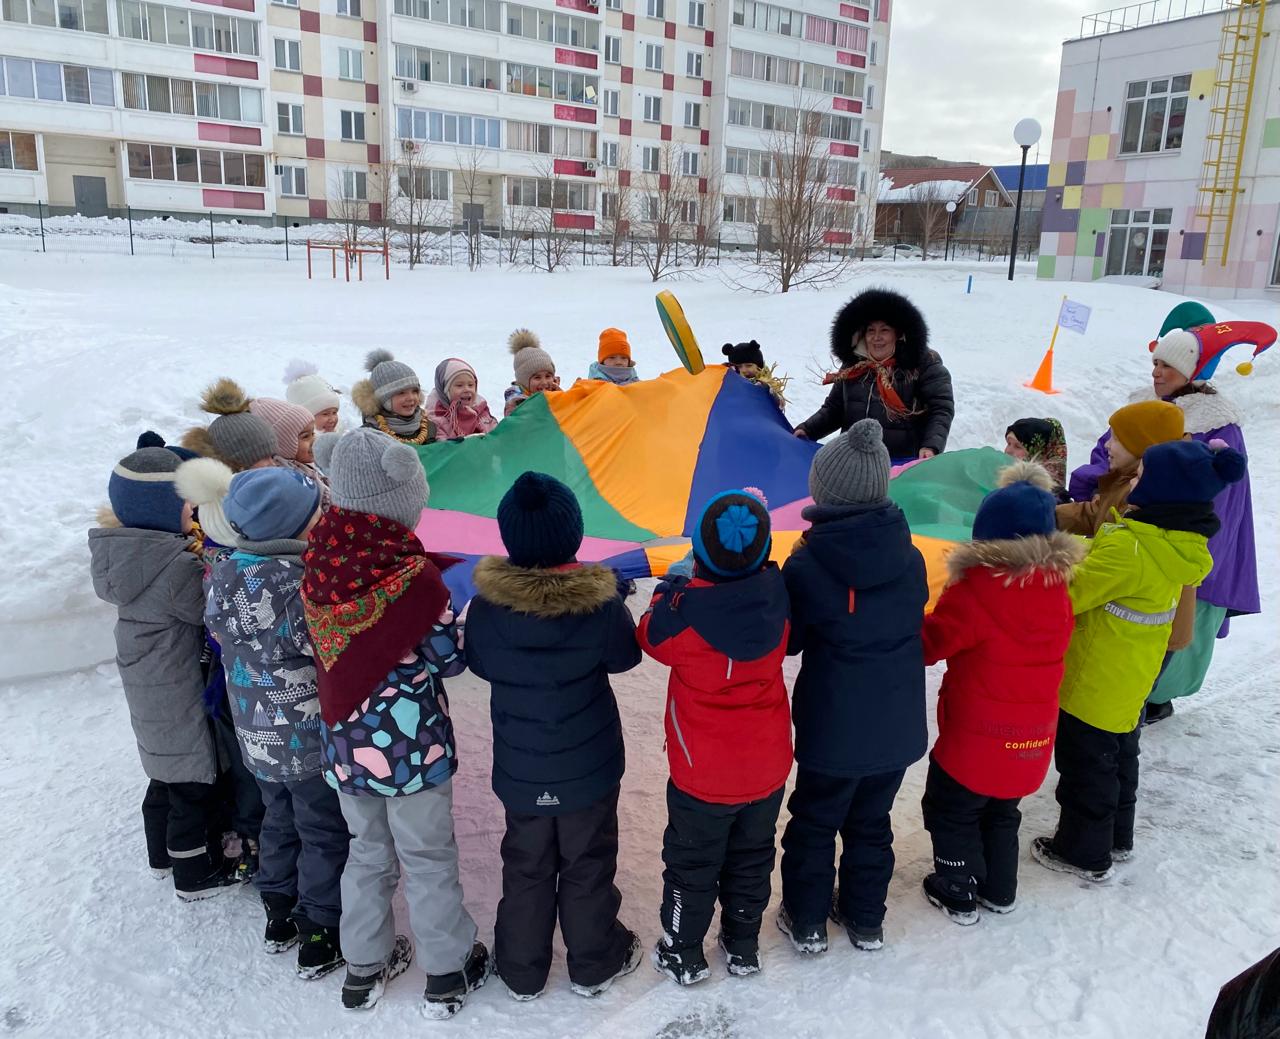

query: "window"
(683, 100), (700, 128)
(277, 101), (304, 134)
(36, 61), (63, 100)
(865, 83), (875, 109)
(643, 94), (661, 123)
(601, 191), (618, 219)
(340, 109), (366, 141)
(828, 158), (857, 186)
(3, 0), (107, 31)
(397, 106), (500, 147)
(1271, 229), (1280, 288)
(1120, 75), (1190, 154)
(731, 0), (800, 37)
(679, 199), (697, 223)
(506, 120), (597, 157)
(339, 47), (363, 81)
(507, 176), (595, 210)
(1105, 208), (1172, 277)
(337, 0), (360, 14)
(724, 146), (776, 177)
(118, 1), (257, 54)
(984, 190), (999, 208)
(869, 40), (877, 64)
(273, 0), (298, 7)
(723, 195), (758, 223)
(640, 144), (659, 172)
(0, 57), (115, 105)
(641, 194), (658, 221)
(863, 126), (871, 150)
(966, 188), (977, 206)
(274, 38), (301, 71)
(123, 73), (259, 120)
(279, 164), (307, 196)
(680, 149), (698, 175)
(395, 45), (501, 90)
(601, 140), (619, 166)
(504, 62), (598, 103)
(395, 0), (502, 31)
(604, 35), (620, 63)
(0, 131), (39, 170)
(726, 97), (857, 137)
(398, 168), (449, 200)
(502, 4), (597, 46)
(603, 88), (619, 117)
(686, 50), (702, 77)
(645, 0), (661, 17)
(340, 169), (367, 199)
(803, 14), (866, 49)
(127, 142), (264, 185)
(605, 0), (620, 8)
(687, 0), (703, 24)
(4, 58), (36, 98)
(645, 43), (663, 72)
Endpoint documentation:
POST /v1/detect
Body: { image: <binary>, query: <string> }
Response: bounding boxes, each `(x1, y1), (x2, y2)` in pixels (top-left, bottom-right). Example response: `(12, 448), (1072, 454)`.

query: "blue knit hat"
(692, 489), (771, 579)
(972, 482), (1056, 541)
(1129, 439), (1246, 507)
(497, 471), (584, 568)
(108, 446), (187, 533)
(224, 468), (323, 542)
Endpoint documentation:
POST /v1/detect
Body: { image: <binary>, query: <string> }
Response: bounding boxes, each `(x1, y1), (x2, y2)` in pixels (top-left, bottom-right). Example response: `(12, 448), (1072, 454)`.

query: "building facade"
(0, 0), (893, 234)
(1039, 0), (1280, 299)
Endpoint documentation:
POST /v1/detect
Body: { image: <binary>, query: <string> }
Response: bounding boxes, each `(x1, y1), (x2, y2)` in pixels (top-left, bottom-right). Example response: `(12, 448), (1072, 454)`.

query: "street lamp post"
(944, 200), (956, 261)
(1008, 117), (1042, 281)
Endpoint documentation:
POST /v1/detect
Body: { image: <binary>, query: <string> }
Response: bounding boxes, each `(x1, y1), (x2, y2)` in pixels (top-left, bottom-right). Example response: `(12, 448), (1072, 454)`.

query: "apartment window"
(273, 0), (298, 7)
(641, 195), (658, 221)
(340, 110), (366, 141)
(679, 199), (697, 223)
(863, 126), (871, 150)
(869, 40), (877, 64)
(507, 176), (595, 210)
(828, 157), (857, 186)
(279, 164), (307, 196)
(687, 0), (703, 25)
(966, 188), (977, 206)
(604, 35), (620, 63)
(605, 0), (620, 8)
(2, 0), (108, 32)
(680, 149), (698, 175)
(640, 144), (659, 172)
(1105, 208), (1172, 277)
(505, 62), (598, 104)
(397, 106), (501, 146)
(340, 169), (367, 200)
(0, 131), (39, 170)
(1120, 75), (1190, 154)
(645, 0), (662, 17)
(601, 191), (618, 219)
(337, 0), (360, 14)
(683, 100), (700, 128)
(339, 47), (364, 81)
(503, 4), (598, 47)
(274, 38), (301, 71)
(726, 98), (859, 137)
(865, 83), (875, 109)
(644, 43), (663, 72)
(643, 95), (661, 123)
(603, 88), (619, 117)
(984, 190), (999, 208)
(723, 195), (758, 223)
(601, 140), (619, 166)
(731, 0), (800, 37)
(724, 145), (775, 177)
(123, 73), (261, 121)
(398, 168), (449, 199)
(803, 14), (866, 49)
(277, 101), (304, 134)
(685, 50), (703, 78)
(127, 141), (264, 185)
(395, 45), (501, 90)
(506, 120), (597, 158)
(118, 1), (258, 55)
(0, 56), (114, 105)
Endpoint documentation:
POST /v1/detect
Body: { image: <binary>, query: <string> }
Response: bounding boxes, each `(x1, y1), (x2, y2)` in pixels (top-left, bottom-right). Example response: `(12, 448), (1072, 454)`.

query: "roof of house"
(991, 163), (1050, 193)
(877, 165), (1011, 204)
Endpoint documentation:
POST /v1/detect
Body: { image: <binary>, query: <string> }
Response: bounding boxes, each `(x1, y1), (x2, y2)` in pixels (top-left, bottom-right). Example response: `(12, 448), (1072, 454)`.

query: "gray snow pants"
(337, 779), (477, 976)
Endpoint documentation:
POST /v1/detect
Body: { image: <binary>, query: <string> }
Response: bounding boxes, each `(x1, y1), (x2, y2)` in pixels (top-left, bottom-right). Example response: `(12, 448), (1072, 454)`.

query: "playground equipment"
(306, 239), (390, 281)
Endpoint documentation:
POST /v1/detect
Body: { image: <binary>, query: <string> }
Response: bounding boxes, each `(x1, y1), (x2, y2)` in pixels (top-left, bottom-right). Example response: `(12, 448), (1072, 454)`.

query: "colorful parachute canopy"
(413, 366), (1010, 607)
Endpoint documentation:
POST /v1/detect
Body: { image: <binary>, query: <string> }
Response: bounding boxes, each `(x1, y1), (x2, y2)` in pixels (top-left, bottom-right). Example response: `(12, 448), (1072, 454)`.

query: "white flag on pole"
(1058, 299), (1092, 334)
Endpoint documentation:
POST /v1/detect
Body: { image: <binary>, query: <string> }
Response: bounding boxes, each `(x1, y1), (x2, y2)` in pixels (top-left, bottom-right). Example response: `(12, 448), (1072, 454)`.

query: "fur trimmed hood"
(351, 378), (380, 418)
(472, 557), (618, 618)
(946, 529), (1085, 586)
(830, 288), (931, 369)
(1128, 384), (1241, 435)
(179, 425), (222, 465)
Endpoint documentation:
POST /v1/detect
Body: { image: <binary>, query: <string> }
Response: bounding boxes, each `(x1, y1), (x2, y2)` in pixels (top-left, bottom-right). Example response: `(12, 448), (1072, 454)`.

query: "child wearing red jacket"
(638, 490), (792, 986)
(921, 461), (1085, 924)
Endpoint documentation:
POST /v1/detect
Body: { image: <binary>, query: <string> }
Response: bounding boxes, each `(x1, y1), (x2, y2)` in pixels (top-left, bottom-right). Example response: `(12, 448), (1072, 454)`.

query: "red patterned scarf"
(824, 357), (915, 419)
(302, 506), (456, 726)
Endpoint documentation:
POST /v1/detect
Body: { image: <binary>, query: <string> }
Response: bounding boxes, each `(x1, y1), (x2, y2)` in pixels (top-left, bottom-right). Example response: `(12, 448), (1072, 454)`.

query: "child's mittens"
(665, 551), (694, 580)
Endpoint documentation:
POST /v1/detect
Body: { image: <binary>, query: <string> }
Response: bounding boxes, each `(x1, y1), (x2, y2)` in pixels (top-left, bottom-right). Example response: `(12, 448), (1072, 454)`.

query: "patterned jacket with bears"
(205, 538), (325, 784)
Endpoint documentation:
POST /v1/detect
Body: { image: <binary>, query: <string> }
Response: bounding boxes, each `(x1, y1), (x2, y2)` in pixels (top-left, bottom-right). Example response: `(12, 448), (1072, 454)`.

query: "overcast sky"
(882, 0), (1103, 166)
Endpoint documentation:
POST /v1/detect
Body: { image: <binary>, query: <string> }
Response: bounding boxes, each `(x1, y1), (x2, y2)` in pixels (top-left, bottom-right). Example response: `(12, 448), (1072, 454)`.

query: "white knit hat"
(1151, 330), (1201, 381)
(284, 360), (341, 416)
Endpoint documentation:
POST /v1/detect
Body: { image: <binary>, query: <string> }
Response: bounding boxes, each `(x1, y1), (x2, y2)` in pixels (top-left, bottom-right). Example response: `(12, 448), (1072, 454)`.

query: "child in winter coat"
(1033, 439), (1244, 881)
(1003, 418), (1069, 500)
(205, 468), (351, 980)
(181, 378), (279, 472)
(427, 358), (498, 440)
(588, 328), (640, 386)
(88, 443), (242, 901)
(919, 462), (1084, 925)
(722, 340), (787, 407)
(302, 428), (489, 1018)
(352, 350), (436, 444)
(638, 490), (792, 985)
(776, 420), (928, 954)
(284, 360), (342, 433)
(465, 472), (643, 1001)
(248, 396), (330, 505)
(505, 328), (561, 416)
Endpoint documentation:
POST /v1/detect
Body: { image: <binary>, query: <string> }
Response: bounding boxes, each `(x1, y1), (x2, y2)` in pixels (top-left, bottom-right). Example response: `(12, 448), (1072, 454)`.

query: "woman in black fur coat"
(795, 289), (955, 461)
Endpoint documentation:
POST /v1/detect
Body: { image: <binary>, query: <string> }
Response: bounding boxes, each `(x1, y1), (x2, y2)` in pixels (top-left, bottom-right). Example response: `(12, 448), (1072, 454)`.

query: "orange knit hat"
(598, 327), (631, 363)
(1108, 400), (1185, 458)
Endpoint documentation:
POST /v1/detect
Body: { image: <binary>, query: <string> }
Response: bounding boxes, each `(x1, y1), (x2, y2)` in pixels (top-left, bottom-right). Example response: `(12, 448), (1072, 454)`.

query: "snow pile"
(0, 253), (1276, 1037)
(878, 175), (975, 204)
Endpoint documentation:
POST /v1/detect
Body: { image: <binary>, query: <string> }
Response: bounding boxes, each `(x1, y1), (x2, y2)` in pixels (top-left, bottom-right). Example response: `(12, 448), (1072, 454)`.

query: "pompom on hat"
(1148, 302), (1276, 381)
(691, 489), (772, 580)
(1129, 439), (1247, 508)
(808, 418), (891, 506)
(283, 360), (341, 417)
(509, 328), (557, 391)
(496, 471), (584, 569)
(108, 446), (186, 533)
(328, 427), (430, 530)
(722, 341), (765, 369)
(181, 378), (278, 471)
(175, 456), (240, 548)
(364, 349), (421, 404)
(972, 461), (1057, 542)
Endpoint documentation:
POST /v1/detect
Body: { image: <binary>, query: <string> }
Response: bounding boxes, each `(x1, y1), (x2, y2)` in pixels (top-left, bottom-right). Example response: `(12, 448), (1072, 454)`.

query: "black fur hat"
(722, 340), (765, 369)
(829, 288), (929, 369)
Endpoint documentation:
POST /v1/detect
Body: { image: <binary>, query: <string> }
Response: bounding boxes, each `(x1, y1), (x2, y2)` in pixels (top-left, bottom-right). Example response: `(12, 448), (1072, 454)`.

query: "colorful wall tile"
(1262, 118), (1280, 149)
(1038, 255), (1057, 278)
(1087, 134), (1111, 161)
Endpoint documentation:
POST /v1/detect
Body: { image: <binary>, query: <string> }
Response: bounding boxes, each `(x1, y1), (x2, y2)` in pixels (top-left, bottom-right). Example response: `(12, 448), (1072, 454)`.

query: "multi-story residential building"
(0, 0), (893, 239)
(1039, 0), (1280, 299)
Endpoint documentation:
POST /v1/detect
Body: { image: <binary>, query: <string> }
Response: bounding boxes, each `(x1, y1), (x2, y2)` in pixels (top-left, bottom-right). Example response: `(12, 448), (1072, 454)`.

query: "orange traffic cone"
(1024, 347), (1060, 395)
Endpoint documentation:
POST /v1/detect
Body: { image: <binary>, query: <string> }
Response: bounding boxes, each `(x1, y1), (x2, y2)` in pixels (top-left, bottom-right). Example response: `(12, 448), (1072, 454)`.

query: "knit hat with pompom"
(496, 471), (584, 568)
(328, 427), (429, 530)
(691, 489), (772, 580)
(175, 456), (241, 548)
(182, 378), (278, 471)
(972, 460), (1057, 541)
(808, 418), (892, 506)
(365, 349), (421, 405)
(1129, 439), (1247, 508)
(283, 360), (341, 417)
(510, 329), (557, 391)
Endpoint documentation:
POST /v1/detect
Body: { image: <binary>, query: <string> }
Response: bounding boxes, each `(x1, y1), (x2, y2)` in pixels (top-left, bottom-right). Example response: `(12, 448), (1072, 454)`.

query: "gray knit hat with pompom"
(509, 328), (556, 390)
(328, 427), (428, 530)
(809, 418), (892, 506)
(365, 349), (420, 405)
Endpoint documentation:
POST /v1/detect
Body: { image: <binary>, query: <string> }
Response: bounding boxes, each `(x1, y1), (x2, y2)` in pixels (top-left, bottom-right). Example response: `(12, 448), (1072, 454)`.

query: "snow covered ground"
(0, 252), (1276, 1038)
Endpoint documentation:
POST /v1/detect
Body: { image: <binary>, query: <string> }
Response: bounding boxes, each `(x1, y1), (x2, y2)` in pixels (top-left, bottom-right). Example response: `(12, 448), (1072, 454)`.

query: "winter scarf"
(302, 505), (455, 726)
(588, 360), (639, 386)
(372, 409), (435, 444)
(825, 356), (915, 419)
(425, 389), (498, 440)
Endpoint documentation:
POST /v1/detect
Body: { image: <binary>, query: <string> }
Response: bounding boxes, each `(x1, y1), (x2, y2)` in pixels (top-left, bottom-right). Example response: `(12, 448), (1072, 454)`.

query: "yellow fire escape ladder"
(1195, 0), (1269, 267)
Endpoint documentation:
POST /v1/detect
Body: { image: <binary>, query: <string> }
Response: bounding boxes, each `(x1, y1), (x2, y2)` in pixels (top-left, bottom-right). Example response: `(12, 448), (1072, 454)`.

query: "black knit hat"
(497, 471), (585, 568)
(691, 490), (771, 580)
(722, 340), (765, 369)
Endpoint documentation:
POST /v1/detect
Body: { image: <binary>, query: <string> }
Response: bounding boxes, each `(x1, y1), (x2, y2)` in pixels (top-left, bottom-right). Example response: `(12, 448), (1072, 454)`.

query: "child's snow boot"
(717, 934), (761, 977)
(172, 848), (242, 902)
(922, 873), (979, 927)
(422, 942), (492, 1020)
(296, 921), (344, 980)
(977, 893), (1017, 914)
(235, 837), (259, 883)
(829, 891), (884, 951)
(262, 893), (300, 954)
(1143, 701), (1174, 725)
(1111, 846), (1134, 863)
(652, 936), (711, 986)
(776, 903), (828, 955)
(342, 935), (413, 1011)
(1031, 836), (1114, 883)
(571, 930), (643, 997)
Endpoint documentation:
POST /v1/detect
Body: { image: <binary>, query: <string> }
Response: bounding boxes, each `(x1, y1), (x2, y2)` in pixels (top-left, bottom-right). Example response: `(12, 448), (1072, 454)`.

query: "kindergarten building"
(0, 0), (892, 237)
(1038, 0), (1280, 299)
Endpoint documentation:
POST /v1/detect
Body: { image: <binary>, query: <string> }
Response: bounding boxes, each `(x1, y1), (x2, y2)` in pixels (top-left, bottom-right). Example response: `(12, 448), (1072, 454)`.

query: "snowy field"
(0, 252), (1276, 1038)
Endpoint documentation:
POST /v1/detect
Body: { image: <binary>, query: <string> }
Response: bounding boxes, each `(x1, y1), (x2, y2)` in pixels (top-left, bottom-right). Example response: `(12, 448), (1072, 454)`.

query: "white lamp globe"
(1014, 118), (1042, 148)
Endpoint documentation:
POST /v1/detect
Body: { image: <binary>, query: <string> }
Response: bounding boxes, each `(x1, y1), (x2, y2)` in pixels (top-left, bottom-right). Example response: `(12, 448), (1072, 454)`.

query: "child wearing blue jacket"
(777, 420), (928, 954)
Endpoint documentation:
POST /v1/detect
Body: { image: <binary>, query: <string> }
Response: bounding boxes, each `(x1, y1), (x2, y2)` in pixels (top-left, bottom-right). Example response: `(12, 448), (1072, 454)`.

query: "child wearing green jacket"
(1033, 439), (1246, 882)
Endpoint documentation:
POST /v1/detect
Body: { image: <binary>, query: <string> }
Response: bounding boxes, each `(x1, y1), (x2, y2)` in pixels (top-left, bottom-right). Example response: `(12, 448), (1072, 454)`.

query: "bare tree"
(597, 165), (635, 267)
(634, 143), (697, 282)
(452, 146), (489, 270)
(691, 161), (723, 267)
(392, 142), (449, 269)
(327, 168), (370, 245)
(906, 180), (957, 259)
(518, 157), (578, 272)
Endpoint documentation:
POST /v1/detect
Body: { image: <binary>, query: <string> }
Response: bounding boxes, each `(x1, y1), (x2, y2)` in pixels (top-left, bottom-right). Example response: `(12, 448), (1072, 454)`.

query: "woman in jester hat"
(1067, 301), (1275, 723)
